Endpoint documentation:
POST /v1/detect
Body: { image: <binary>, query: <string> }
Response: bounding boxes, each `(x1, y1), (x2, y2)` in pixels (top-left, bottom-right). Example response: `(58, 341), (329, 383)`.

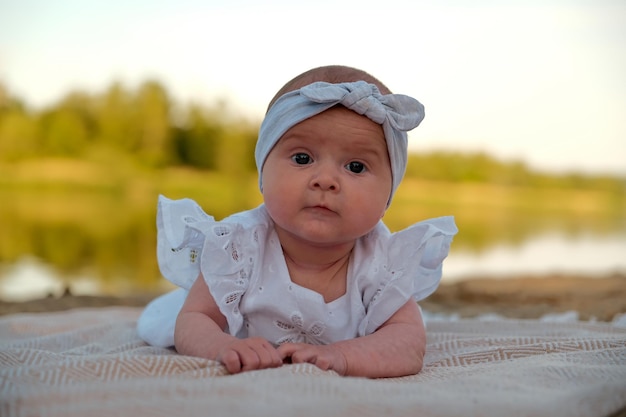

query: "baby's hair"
(267, 65), (392, 111)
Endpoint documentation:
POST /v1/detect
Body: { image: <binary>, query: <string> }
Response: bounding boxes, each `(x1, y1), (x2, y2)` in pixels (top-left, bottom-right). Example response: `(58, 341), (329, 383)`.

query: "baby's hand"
(278, 343), (348, 375)
(217, 337), (283, 374)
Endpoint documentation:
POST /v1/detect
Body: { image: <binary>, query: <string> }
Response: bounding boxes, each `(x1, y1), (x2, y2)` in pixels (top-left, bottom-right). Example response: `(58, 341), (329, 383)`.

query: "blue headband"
(255, 81), (425, 204)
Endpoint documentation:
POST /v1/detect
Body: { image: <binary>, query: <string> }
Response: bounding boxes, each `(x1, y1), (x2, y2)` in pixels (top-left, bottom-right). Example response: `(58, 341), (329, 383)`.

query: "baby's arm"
(278, 300), (426, 378)
(174, 274), (283, 373)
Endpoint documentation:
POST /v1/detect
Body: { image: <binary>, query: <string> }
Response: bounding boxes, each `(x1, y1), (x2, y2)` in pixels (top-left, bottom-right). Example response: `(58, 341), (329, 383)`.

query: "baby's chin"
(296, 229), (368, 250)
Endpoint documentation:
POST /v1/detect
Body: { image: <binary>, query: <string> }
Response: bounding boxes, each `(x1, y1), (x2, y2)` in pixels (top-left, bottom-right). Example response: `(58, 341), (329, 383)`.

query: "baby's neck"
(282, 244), (352, 273)
(274, 224), (355, 268)
(283, 248), (351, 304)
(278, 235), (354, 303)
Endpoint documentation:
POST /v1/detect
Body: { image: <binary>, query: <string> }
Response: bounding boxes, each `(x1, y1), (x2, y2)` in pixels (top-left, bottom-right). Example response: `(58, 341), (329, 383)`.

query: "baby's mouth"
(307, 204), (336, 214)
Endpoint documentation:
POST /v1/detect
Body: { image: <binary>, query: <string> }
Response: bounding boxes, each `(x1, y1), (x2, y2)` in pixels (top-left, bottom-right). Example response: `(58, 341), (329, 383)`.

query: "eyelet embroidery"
(274, 312), (326, 345)
(222, 290), (244, 317)
(229, 242), (239, 262)
(213, 226), (231, 236)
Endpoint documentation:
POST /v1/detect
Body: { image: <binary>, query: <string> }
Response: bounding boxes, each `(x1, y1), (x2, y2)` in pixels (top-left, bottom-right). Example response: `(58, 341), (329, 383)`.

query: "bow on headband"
(300, 81), (424, 131)
(255, 81), (425, 205)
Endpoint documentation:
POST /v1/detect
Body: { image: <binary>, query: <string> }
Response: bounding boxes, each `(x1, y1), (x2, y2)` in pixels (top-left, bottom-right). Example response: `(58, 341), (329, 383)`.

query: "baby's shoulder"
(221, 204), (272, 229)
(353, 217), (457, 281)
(360, 217), (457, 250)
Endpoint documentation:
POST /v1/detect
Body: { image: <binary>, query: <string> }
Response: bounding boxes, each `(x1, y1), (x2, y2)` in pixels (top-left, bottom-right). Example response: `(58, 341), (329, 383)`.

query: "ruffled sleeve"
(156, 195), (215, 290)
(155, 195), (262, 336)
(357, 216), (458, 336)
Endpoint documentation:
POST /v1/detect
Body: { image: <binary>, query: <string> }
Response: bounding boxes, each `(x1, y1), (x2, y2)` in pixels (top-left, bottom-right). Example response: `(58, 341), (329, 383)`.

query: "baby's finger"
(287, 346), (318, 365)
(219, 349), (243, 374)
(253, 341), (282, 368)
(266, 343), (284, 367)
(276, 342), (305, 359)
(291, 351), (314, 364)
(285, 346), (334, 371)
(310, 354), (332, 370)
(237, 346), (262, 372)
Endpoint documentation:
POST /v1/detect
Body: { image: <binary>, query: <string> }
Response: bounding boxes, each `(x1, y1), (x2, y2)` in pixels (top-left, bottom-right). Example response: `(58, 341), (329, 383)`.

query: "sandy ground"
(420, 273), (625, 321)
(1, 273), (624, 321)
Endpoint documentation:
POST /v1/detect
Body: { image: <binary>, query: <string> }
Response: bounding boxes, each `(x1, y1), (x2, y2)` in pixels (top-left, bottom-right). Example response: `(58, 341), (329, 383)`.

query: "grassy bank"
(1, 156), (624, 238)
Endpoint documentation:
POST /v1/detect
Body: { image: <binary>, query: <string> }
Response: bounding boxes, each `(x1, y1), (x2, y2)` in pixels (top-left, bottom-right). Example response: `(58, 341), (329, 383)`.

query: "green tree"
(172, 103), (221, 169)
(131, 80), (172, 166)
(0, 109), (38, 160)
(39, 108), (89, 156)
(214, 120), (257, 176)
(0, 84), (38, 160)
(36, 91), (96, 156)
(93, 82), (134, 151)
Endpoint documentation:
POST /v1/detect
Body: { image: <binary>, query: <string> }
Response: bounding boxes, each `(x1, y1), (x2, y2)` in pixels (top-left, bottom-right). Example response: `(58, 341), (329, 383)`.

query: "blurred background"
(1, 0), (625, 302)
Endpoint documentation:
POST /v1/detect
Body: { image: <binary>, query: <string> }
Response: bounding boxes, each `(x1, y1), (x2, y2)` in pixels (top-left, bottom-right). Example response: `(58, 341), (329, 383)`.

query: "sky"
(1, 0), (625, 175)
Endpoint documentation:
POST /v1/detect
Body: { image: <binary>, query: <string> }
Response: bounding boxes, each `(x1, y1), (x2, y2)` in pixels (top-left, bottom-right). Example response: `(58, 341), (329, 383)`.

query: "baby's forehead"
(278, 105), (387, 150)
(287, 103), (383, 127)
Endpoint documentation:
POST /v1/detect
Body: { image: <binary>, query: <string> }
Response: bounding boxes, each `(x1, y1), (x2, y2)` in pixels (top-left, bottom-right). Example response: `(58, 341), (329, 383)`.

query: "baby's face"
(262, 106), (392, 247)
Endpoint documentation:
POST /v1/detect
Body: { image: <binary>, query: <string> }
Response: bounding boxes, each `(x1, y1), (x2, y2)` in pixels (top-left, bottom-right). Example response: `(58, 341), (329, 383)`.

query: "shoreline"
(1, 273), (625, 321)
(420, 273), (625, 321)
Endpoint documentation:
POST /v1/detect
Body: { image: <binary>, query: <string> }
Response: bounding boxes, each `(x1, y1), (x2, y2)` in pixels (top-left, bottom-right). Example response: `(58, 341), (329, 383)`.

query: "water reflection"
(0, 256), (176, 302)
(2, 233), (625, 302)
(1, 185), (624, 302)
(443, 232), (626, 282)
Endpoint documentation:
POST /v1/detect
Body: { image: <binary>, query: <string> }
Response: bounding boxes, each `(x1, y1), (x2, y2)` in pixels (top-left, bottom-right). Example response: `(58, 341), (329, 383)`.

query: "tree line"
(0, 80), (623, 192)
(0, 80), (258, 173)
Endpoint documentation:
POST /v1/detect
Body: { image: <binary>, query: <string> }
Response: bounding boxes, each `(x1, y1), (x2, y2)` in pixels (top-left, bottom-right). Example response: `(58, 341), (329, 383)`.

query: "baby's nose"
(310, 166), (340, 191)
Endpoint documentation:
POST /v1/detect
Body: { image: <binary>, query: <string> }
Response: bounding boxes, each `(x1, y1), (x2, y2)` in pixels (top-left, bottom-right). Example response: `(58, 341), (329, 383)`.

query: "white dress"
(137, 195), (458, 348)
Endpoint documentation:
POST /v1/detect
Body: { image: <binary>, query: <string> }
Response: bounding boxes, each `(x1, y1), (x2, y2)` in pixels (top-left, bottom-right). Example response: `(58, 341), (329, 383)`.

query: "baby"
(138, 65), (457, 378)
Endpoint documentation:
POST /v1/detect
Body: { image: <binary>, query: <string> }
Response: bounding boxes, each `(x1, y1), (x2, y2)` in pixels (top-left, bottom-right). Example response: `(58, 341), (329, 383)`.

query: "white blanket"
(1, 307), (625, 417)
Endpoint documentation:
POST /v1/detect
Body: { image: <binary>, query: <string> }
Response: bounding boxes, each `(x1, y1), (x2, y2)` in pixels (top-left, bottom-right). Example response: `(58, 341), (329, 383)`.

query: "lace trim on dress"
(358, 216), (457, 335)
(198, 220), (262, 335)
(156, 195), (262, 336)
(156, 196), (215, 290)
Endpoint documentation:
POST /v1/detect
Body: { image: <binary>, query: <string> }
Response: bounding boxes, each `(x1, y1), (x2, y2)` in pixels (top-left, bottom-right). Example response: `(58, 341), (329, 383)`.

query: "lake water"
(1, 179), (624, 302)
(1, 231), (624, 302)
(443, 232), (626, 281)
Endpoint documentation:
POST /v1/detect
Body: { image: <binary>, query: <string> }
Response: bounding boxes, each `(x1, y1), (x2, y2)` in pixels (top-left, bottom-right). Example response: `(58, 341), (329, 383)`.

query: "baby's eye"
(292, 153), (312, 165)
(346, 161), (366, 174)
